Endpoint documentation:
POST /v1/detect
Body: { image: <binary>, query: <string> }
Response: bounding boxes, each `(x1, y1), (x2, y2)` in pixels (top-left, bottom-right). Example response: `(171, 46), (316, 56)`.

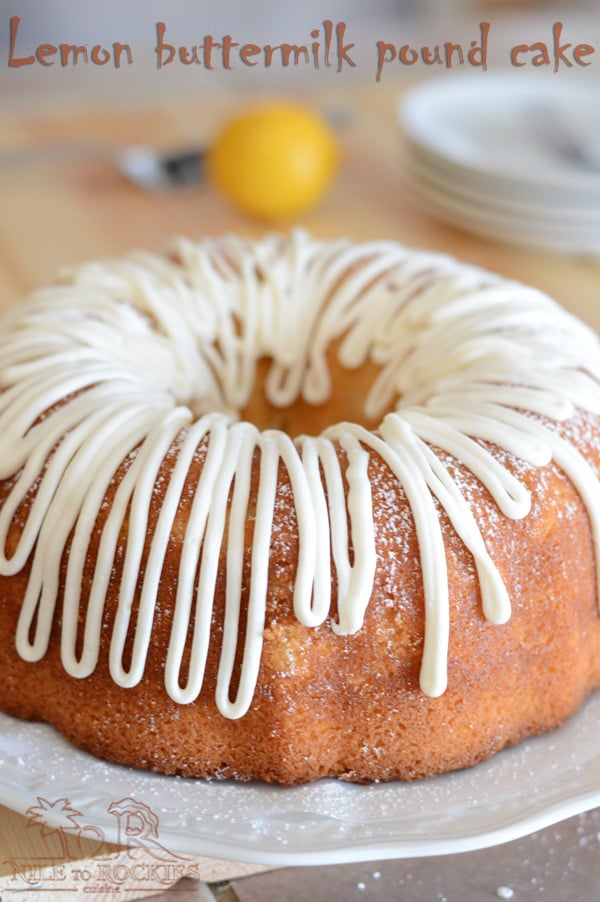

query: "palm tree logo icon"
(25, 797), (107, 860)
(5, 794), (202, 888)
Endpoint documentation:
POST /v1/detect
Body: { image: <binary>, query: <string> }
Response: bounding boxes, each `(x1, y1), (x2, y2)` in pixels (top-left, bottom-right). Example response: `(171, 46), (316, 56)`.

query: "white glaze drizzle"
(1, 231), (599, 713)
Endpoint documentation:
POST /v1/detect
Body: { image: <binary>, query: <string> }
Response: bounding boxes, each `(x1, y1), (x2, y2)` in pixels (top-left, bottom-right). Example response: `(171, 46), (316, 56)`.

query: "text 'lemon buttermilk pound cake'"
(1, 231), (600, 785)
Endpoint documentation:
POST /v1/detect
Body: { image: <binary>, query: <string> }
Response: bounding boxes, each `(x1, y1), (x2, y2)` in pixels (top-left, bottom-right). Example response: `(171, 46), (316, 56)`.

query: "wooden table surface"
(1, 77), (599, 900)
(2, 80), (600, 326)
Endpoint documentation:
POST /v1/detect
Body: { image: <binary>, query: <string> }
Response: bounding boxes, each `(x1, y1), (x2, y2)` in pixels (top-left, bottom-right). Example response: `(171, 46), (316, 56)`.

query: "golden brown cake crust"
(1, 234), (600, 785)
(1, 408), (600, 784)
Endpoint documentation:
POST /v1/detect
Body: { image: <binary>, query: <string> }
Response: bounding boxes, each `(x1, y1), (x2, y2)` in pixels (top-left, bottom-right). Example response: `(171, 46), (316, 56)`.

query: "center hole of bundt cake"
(239, 350), (386, 436)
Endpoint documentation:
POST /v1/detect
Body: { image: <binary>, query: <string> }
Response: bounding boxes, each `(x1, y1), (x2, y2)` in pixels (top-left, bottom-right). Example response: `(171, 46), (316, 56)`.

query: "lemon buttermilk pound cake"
(1, 231), (600, 784)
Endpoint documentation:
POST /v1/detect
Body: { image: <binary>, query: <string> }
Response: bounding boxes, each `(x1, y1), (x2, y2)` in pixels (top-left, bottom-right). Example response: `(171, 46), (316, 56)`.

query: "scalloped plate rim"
(0, 694), (599, 866)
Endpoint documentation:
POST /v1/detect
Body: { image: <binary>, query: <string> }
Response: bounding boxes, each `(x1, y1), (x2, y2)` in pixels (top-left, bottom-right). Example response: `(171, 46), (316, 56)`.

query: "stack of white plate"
(401, 73), (600, 254)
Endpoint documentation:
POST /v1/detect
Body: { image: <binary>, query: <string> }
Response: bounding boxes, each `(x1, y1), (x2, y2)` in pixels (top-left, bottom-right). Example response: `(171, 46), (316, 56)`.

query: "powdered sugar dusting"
(1, 232), (599, 725)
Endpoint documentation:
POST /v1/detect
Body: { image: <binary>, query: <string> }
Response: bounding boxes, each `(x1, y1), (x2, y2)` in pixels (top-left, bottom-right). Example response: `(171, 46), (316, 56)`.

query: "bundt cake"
(1, 231), (599, 784)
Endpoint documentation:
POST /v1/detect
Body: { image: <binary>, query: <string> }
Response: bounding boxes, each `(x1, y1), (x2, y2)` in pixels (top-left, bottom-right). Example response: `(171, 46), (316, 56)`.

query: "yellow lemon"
(207, 102), (339, 220)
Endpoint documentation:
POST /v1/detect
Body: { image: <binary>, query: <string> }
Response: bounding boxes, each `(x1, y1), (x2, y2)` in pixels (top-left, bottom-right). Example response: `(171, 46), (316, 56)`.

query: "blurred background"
(1, 0), (600, 290)
(2, 0), (600, 104)
(1, 0), (600, 317)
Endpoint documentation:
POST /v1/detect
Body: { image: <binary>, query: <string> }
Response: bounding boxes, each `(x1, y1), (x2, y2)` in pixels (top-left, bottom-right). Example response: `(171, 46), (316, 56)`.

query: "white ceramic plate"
(1, 694), (599, 866)
(405, 140), (600, 221)
(401, 72), (600, 193)
(404, 134), (600, 207)
(406, 156), (600, 230)
(405, 161), (600, 254)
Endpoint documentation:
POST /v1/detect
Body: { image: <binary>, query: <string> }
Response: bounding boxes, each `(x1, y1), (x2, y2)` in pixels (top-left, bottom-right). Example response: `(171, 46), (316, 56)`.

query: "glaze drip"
(1, 232), (599, 715)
